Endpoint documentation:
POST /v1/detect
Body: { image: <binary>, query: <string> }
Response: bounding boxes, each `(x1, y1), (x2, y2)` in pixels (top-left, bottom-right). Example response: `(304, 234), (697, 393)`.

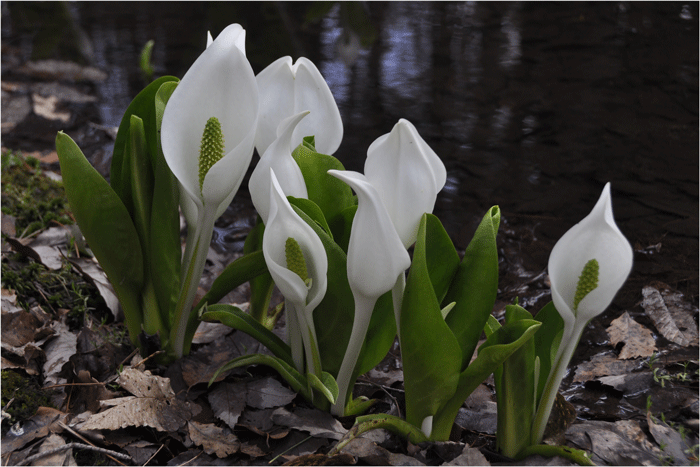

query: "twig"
(143, 443), (165, 466)
(15, 442), (131, 466)
(58, 421), (129, 466)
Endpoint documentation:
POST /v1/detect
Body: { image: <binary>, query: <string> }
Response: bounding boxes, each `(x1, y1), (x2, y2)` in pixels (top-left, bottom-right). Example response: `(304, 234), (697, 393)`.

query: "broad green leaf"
(128, 115), (153, 252)
(110, 75), (179, 209)
(533, 301), (565, 402)
(292, 141), (355, 226)
(55, 132), (144, 344)
(194, 250), (269, 313)
(150, 80), (181, 324)
(328, 205), (357, 253)
(424, 214), (460, 304)
(431, 318), (541, 441)
(288, 196), (333, 238)
(495, 304), (538, 458)
(444, 206), (501, 370)
(199, 303), (294, 366)
(209, 354), (307, 397)
(308, 372), (338, 404)
(400, 214), (462, 429)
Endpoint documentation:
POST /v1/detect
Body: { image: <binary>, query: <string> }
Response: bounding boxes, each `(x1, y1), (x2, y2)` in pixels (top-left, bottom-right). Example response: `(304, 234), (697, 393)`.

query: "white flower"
(548, 182), (634, 329)
(263, 169), (328, 375)
(249, 111), (309, 224)
(161, 24), (258, 358)
(256, 56), (343, 156)
(365, 118), (446, 248)
(532, 182), (633, 444)
(328, 169), (411, 415)
(162, 23), (258, 217)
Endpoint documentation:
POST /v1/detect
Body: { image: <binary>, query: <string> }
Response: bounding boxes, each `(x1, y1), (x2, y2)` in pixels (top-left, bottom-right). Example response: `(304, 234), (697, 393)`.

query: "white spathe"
(249, 111), (310, 225)
(532, 182), (633, 444)
(256, 56), (343, 156)
(263, 169), (327, 314)
(161, 23), (258, 215)
(328, 170), (411, 300)
(365, 119), (446, 248)
(548, 182), (633, 328)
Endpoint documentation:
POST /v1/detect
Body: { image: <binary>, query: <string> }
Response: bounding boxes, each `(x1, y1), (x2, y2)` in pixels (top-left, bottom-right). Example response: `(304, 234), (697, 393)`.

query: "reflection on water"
(4, 2), (697, 268)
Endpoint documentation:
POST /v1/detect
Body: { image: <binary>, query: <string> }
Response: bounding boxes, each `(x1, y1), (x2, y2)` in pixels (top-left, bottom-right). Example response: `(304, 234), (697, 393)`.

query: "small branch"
(16, 442), (131, 466)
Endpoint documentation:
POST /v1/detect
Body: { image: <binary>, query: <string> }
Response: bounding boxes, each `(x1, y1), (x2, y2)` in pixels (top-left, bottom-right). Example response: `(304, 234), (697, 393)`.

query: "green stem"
(287, 301), (305, 373)
(329, 414), (428, 456)
(169, 205), (217, 359)
(515, 444), (595, 466)
(332, 291), (378, 417)
(531, 322), (583, 444)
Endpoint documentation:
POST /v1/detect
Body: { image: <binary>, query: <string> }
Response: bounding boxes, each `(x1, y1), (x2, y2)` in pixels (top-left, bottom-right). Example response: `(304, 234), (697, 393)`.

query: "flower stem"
(169, 207), (217, 359)
(531, 322), (584, 444)
(332, 292), (377, 416)
(392, 273), (405, 340)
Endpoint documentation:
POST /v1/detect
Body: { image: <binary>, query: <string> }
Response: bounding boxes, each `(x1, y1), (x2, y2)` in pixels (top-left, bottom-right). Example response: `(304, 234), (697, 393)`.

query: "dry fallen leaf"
(565, 420), (659, 465)
(573, 353), (642, 383)
(42, 320), (77, 386)
(647, 412), (692, 465)
(81, 367), (199, 433)
(642, 283), (699, 347)
(188, 421), (240, 458)
(246, 376), (297, 409)
(607, 311), (657, 359)
(272, 407), (347, 441)
(208, 382), (247, 430)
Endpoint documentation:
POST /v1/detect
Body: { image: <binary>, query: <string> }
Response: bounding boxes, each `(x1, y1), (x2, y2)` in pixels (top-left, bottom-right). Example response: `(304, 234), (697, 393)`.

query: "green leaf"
(431, 317), (541, 441)
(444, 206), (501, 370)
(55, 132), (144, 345)
(424, 214), (460, 304)
(308, 372), (338, 404)
(533, 301), (565, 402)
(149, 80), (181, 325)
(128, 115), (153, 253)
(327, 205), (356, 253)
(200, 304), (293, 367)
(110, 75), (179, 210)
(400, 214), (463, 430)
(209, 354), (308, 397)
(292, 142), (356, 226)
(288, 196), (333, 238)
(194, 250), (269, 314)
(494, 304), (538, 458)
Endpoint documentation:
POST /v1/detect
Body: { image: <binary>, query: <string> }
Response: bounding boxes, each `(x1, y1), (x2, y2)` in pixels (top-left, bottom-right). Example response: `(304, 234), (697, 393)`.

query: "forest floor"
(1, 54), (698, 466)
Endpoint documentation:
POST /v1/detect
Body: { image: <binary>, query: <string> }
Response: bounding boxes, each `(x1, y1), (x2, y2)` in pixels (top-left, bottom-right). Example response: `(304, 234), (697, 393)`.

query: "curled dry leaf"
(607, 311), (657, 359)
(642, 283), (699, 347)
(81, 367), (199, 433)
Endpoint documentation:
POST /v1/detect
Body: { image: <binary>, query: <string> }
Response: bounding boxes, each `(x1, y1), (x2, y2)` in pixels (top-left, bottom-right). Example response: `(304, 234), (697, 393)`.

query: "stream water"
(3, 0), (698, 427)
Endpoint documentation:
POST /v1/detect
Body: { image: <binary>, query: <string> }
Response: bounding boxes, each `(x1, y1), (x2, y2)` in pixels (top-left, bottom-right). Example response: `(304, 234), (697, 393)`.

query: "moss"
(1, 150), (73, 237)
(1, 370), (53, 435)
(1, 255), (109, 329)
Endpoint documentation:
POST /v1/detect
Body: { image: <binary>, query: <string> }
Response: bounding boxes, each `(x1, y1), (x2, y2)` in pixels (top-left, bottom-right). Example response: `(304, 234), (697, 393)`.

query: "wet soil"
(1, 2), (698, 465)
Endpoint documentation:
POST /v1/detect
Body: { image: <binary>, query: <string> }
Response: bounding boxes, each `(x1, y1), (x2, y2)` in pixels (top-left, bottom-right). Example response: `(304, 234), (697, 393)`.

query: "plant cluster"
(55, 23), (634, 461)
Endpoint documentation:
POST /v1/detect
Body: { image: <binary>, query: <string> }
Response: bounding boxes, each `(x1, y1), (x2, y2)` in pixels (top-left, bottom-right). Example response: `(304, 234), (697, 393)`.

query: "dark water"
(4, 2), (698, 302)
